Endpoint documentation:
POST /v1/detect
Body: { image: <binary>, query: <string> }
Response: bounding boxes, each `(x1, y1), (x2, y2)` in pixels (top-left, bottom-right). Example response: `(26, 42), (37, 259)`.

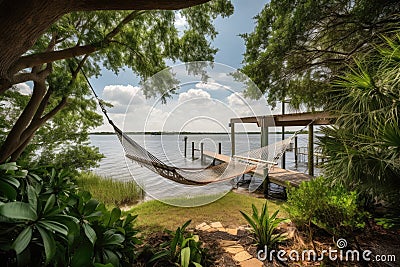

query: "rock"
(233, 250), (252, 262)
(239, 258), (264, 267)
(210, 222), (224, 229)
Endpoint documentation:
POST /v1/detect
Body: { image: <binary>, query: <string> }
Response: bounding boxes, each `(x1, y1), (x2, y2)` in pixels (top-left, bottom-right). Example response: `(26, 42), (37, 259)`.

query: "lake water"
(90, 133), (313, 205)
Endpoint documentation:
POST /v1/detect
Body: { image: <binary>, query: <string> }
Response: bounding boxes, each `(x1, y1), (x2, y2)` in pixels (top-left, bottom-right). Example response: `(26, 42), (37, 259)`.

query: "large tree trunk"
(0, 0), (210, 87)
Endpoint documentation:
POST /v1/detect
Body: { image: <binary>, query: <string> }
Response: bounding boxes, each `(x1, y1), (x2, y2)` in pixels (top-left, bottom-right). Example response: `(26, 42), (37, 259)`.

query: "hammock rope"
(81, 67), (312, 185)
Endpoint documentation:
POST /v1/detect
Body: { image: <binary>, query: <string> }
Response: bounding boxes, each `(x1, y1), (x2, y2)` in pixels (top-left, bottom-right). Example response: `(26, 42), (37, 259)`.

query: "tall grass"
(76, 172), (144, 207)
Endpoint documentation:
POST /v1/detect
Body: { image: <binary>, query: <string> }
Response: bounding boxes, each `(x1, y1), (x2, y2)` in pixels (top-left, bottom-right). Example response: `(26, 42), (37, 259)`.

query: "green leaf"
(43, 194), (56, 214)
(37, 225), (56, 263)
(38, 220), (69, 236)
(148, 250), (170, 263)
(11, 226), (32, 254)
(27, 185), (37, 212)
(94, 263), (114, 267)
(103, 231), (124, 246)
(83, 223), (97, 245)
(0, 176), (20, 187)
(71, 241), (94, 267)
(181, 247), (190, 267)
(0, 180), (17, 200)
(181, 220), (192, 231)
(107, 207), (121, 226)
(0, 202), (37, 221)
(0, 162), (18, 171)
(103, 249), (120, 266)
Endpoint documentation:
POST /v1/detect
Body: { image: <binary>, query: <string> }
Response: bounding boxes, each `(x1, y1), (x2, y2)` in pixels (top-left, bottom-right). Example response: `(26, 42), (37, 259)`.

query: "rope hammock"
(81, 69), (299, 186)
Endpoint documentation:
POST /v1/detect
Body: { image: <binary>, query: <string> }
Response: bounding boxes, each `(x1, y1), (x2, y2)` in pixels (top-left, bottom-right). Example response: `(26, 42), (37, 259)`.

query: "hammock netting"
(114, 125), (294, 185)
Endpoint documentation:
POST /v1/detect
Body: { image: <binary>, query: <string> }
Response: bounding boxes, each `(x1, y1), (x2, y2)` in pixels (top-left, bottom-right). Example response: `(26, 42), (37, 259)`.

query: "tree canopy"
(241, 0), (400, 108)
(0, 0), (234, 164)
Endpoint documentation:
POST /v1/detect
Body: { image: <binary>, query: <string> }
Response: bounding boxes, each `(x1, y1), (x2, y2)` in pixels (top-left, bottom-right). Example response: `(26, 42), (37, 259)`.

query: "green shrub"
(286, 176), (367, 237)
(149, 220), (209, 267)
(240, 202), (288, 249)
(0, 163), (141, 266)
(76, 172), (144, 206)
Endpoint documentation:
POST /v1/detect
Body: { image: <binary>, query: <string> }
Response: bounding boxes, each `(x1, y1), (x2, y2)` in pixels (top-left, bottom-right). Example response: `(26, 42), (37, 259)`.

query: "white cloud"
(14, 83), (31, 95)
(175, 13), (188, 28)
(195, 82), (230, 91)
(94, 86), (268, 133)
(102, 85), (143, 106)
(178, 88), (211, 103)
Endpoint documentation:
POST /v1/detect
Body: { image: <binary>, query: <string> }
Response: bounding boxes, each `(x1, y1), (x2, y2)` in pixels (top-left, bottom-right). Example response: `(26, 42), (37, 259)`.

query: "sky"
(89, 0), (278, 133)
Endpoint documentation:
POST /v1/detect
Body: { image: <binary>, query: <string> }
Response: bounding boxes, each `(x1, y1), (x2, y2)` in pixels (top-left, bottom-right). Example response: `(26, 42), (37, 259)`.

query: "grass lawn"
(127, 191), (286, 232)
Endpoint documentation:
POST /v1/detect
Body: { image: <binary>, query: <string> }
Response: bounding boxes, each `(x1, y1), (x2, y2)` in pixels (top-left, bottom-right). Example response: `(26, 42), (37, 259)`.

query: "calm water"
(90, 133), (313, 202)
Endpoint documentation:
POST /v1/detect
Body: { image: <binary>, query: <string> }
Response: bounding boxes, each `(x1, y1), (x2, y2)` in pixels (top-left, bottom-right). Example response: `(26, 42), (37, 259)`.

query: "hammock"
(81, 68), (295, 185)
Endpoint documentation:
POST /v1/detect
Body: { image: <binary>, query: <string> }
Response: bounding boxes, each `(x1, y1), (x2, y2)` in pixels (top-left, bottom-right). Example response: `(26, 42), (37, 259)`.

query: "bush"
(240, 202), (287, 249)
(0, 163), (141, 266)
(286, 176), (367, 237)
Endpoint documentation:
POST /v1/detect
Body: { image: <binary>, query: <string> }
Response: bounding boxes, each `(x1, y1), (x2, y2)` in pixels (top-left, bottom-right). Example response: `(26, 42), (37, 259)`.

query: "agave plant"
(240, 202), (288, 249)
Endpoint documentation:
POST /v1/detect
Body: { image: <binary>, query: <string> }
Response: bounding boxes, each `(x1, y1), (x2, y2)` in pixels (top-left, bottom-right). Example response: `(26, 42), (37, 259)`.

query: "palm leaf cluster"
(319, 33), (400, 207)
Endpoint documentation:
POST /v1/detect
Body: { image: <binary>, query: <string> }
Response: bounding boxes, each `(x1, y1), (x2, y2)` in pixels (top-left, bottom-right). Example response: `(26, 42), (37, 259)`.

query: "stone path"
(195, 222), (263, 267)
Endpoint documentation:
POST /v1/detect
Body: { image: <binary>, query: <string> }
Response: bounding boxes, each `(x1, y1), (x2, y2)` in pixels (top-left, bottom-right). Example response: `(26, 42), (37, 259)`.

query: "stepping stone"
(205, 227), (217, 232)
(219, 240), (237, 247)
(240, 258), (263, 267)
(195, 222), (208, 230)
(224, 245), (244, 254)
(199, 225), (211, 231)
(233, 250), (252, 262)
(210, 222), (224, 229)
(225, 228), (238, 235)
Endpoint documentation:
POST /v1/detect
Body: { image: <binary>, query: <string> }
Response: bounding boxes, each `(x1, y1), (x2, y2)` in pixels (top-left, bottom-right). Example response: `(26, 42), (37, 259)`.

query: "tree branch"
(71, 0), (210, 11)
(0, 0), (210, 87)
(11, 10), (144, 74)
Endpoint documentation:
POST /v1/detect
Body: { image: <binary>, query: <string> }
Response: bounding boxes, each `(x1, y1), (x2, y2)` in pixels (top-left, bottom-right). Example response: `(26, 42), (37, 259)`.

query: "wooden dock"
(203, 150), (312, 188)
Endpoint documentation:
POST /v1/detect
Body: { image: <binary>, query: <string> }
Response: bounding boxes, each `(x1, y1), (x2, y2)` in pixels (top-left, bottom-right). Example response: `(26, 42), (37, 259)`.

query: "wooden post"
(200, 142), (204, 163)
(261, 117), (269, 196)
(192, 141), (195, 160)
(281, 101), (286, 169)
(184, 136), (188, 158)
(218, 142), (222, 154)
(294, 135), (298, 168)
(230, 122), (235, 156)
(261, 118), (269, 147)
(308, 123), (314, 176)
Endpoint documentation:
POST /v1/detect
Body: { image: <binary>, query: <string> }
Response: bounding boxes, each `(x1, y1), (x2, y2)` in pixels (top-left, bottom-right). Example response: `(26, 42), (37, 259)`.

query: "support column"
(192, 141), (195, 160)
(261, 117), (269, 197)
(230, 122), (235, 156)
(184, 136), (188, 158)
(261, 118), (269, 147)
(200, 143), (204, 163)
(308, 123), (314, 176)
(281, 101), (286, 169)
(294, 135), (298, 168)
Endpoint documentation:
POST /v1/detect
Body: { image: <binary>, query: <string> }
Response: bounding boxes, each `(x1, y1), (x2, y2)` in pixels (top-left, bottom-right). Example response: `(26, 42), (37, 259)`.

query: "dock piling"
(200, 143), (204, 163)
(230, 122), (235, 156)
(294, 136), (298, 167)
(308, 124), (314, 176)
(192, 141), (195, 160)
(184, 136), (188, 158)
(218, 142), (222, 154)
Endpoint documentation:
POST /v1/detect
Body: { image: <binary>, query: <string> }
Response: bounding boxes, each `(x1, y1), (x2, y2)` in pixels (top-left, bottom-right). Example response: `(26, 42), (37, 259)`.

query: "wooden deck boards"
(203, 150), (312, 187)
